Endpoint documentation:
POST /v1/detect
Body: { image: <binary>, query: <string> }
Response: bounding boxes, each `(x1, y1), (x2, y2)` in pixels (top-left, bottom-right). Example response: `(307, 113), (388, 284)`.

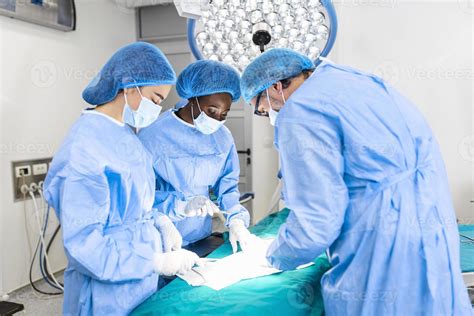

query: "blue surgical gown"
(44, 110), (163, 316)
(268, 62), (472, 315)
(138, 110), (250, 246)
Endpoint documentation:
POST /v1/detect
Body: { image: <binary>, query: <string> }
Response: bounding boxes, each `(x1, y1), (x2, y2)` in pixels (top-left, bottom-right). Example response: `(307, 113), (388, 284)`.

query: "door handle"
(237, 148), (251, 156)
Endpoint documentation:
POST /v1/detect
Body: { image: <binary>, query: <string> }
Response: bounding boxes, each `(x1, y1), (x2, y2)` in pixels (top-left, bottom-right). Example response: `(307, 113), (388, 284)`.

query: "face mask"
(123, 87), (162, 128)
(192, 98), (226, 135)
(267, 89), (286, 126)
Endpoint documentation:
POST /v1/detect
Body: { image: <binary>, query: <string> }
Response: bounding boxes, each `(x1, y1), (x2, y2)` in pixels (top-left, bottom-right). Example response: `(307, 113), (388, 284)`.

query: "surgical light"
(185, 0), (337, 71)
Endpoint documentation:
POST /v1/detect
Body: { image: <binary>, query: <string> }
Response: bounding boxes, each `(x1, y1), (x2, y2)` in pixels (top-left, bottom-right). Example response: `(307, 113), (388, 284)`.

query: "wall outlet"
(15, 165), (32, 178)
(33, 163), (48, 175)
(12, 158), (52, 201)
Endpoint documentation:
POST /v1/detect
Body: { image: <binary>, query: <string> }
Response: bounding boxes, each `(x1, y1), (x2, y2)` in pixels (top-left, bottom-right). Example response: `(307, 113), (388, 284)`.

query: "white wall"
(0, 0), (136, 294)
(330, 0), (473, 221)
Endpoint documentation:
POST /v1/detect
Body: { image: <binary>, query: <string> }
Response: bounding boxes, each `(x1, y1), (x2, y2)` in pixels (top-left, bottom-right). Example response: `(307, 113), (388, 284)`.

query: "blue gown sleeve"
(213, 142), (250, 227)
(56, 167), (157, 283)
(153, 172), (188, 221)
(267, 114), (349, 270)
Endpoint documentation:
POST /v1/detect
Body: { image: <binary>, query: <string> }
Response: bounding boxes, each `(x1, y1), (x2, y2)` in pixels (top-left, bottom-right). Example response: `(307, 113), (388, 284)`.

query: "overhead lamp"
(183, 0), (338, 71)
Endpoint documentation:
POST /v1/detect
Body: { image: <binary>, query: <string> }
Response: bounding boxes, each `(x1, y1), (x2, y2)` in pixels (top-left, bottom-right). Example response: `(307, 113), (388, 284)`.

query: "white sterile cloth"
(178, 239), (314, 290)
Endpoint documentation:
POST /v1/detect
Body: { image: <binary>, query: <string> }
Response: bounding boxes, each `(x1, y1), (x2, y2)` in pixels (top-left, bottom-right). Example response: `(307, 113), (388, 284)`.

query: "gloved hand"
(229, 218), (258, 253)
(184, 196), (220, 217)
(155, 214), (182, 252)
(153, 249), (200, 276)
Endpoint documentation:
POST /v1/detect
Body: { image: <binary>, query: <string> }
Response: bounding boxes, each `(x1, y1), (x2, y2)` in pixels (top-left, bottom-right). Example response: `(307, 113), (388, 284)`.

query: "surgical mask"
(123, 87), (162, 128)
(267, 89), (286, 126)
(192, 98), (226, 134)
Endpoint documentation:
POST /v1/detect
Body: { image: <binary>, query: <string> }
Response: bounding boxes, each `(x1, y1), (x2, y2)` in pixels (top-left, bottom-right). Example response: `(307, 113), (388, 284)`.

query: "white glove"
(153, 249), (200, 276)
(184, 196), (220, 217)
(155, 215), (182, 252)
(229, 219), (258, 254)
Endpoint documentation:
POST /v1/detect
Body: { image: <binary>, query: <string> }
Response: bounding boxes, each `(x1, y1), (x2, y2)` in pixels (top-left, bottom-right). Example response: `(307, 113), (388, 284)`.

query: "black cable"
(24, 187), (62, 295)
(38, 205), (62, 291)
(42, 224), (64, 288)
(29, 236), (62, 295)
(460, 234), (474, 243)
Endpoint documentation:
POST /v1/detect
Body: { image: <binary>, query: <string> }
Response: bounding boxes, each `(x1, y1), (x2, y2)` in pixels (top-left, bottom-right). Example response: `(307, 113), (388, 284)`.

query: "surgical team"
(43, 42), (472, 315)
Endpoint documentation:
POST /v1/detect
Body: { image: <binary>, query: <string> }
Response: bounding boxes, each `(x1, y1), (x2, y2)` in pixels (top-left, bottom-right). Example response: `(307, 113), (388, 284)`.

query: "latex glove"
(184, 196), (220, 217)
(229, 218), (258, 253)
(155, 215), (182, 252)
(153, 249), (200, 276)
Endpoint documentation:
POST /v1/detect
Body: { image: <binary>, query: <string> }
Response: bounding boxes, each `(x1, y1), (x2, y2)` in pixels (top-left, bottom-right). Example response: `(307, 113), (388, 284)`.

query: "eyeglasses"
(252, 91), (269, 117)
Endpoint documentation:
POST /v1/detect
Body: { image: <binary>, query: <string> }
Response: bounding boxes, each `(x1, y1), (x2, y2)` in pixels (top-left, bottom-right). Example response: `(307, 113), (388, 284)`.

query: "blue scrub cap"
(174, 98), (189, 109)
(240, 48), (315, 103)
(176, 60), (241, 102)
(82, 42), (176, 105)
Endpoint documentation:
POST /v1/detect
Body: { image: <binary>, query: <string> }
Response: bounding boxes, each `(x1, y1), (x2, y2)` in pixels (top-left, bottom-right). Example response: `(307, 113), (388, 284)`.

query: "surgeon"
(240, 48), (472, 315)
(43, 42), (201, 316)
(139, 60), (255, 254)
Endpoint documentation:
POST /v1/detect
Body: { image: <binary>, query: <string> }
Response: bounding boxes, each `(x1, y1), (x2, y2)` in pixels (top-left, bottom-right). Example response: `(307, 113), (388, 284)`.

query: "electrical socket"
(12, 158), (52, 201)
(15, 165), (31, 178)
(33, 163), (48, 175)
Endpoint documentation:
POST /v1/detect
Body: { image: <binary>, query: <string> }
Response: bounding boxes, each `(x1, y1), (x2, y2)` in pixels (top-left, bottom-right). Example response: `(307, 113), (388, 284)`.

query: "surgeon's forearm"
(224, 204), (250, 227)
(266, 228), (328, 270)
(65, 228), (156, 283)
(266, 212), (342, 270)
(154, 191), (188, 221)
